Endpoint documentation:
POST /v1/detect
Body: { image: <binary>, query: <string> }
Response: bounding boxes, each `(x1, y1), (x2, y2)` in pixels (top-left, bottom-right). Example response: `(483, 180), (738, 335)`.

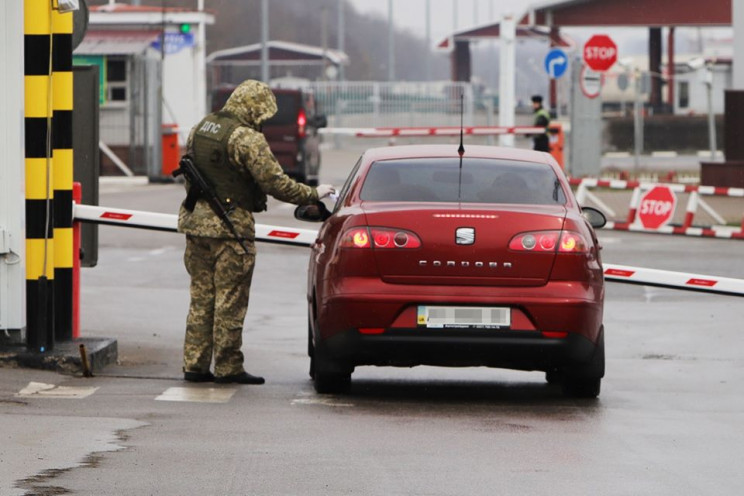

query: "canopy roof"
(207, 41), (349, 67)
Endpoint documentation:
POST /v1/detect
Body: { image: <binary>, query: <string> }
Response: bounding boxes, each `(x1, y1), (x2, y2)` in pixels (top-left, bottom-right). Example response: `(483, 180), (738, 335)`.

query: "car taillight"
(509, 231), (587, 253)
(340, 227), (421, 249)
(297, 109), (307, 138)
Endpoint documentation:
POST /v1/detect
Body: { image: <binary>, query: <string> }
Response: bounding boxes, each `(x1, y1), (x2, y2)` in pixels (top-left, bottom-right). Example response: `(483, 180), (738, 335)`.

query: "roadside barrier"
(72, 204), (319, 246)
(321, 123), (566, 168)
(72, 203), (744, 297)
(319, 125), (546, 138)
(572, 178), (744, 240)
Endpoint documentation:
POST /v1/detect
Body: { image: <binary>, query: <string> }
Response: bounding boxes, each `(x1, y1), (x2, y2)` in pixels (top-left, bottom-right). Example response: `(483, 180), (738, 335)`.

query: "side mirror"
(313, 114), (328, 128)
(581, 206), (607, 229)
(294, 201), (331, 222)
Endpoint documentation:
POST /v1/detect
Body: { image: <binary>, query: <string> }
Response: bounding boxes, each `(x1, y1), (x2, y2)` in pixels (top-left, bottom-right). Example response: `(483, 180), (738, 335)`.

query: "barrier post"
(683, 192), (698, 229)
(626, 187), (641, 224)
(25, 0), (55, 352)
(52, 3), (75, 342)
(161, 123), (180, 177)
(548, 123), (564, 169)
(72, 182), (81, 338)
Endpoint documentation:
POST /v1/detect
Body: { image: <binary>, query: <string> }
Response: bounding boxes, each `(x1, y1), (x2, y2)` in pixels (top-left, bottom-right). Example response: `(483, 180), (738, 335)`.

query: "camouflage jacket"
(178, 80), (319, 249)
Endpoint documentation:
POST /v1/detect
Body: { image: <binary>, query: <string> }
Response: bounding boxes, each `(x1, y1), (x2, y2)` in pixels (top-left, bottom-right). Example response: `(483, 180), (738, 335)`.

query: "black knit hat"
(531, 95), (543, 104)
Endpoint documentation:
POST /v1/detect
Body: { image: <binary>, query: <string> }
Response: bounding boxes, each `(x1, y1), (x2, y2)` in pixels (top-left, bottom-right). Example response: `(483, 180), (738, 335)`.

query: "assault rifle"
(172, 155), (250, 254)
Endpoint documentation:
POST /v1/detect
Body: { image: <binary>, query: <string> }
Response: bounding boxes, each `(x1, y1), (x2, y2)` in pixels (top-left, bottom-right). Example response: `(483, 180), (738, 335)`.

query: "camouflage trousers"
(183, 235), (256, 377)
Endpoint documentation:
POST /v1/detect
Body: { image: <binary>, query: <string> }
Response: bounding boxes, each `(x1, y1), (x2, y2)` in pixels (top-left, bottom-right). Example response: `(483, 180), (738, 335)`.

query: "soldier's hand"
(316, 184), (336, 199)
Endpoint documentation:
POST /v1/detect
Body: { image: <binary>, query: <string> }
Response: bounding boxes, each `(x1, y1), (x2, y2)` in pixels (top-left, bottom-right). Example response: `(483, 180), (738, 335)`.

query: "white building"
(74, 2), (214, 175)
(600, 54), (732, 116)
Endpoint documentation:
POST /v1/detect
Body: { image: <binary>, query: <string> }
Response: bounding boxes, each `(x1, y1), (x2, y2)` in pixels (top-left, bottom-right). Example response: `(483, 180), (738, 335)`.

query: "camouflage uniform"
(179, 80), (319, 379)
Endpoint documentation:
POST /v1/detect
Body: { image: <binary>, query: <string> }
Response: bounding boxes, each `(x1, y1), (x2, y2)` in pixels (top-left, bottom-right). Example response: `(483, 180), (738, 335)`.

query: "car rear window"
(264, 93), (299, 126)
(360, 158), (566, 205)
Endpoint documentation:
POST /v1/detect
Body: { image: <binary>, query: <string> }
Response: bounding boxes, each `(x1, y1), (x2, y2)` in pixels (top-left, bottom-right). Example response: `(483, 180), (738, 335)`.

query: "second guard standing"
(531, 95), (551, 153)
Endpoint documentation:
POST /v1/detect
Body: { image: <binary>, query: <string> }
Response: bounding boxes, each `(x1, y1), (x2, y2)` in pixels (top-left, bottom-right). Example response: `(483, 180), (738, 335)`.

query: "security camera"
(58, 0), (80, 13)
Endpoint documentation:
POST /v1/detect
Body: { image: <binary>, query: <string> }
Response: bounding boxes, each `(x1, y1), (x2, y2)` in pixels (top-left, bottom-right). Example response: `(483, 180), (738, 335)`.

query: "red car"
(296, 144), (606, 397)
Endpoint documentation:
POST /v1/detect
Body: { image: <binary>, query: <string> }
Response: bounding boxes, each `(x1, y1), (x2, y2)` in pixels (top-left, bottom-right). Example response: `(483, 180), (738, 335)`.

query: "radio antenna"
(457, 90), (465, 200)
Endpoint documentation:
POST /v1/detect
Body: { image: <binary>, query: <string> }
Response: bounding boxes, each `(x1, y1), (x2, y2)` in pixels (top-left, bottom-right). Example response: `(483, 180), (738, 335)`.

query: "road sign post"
(583, 34), (617, 72)
(637, 186), (677, 229)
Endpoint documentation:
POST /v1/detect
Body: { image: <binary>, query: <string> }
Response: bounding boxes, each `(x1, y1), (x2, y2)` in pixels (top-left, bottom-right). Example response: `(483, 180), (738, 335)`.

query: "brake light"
(509, 231), (587, 253)
(297, 108), (307, 138)
(340, 227), (421, 249)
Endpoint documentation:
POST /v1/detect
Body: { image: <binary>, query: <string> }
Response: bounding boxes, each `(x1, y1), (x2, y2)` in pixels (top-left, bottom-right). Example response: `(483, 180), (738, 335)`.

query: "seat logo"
(455, 227), (475, 245)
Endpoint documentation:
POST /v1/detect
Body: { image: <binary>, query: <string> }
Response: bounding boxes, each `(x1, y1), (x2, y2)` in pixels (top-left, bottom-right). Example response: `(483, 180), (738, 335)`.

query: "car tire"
(312, 345), (351, 394)
(545, 369), (563, 385)
(314, 370), (351, 394)
(308, 317), (315, 379)
(562, 328), (604, 399)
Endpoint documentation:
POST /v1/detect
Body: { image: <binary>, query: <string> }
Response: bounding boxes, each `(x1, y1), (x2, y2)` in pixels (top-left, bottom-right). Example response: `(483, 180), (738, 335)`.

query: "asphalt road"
(1, 147), (743, 495)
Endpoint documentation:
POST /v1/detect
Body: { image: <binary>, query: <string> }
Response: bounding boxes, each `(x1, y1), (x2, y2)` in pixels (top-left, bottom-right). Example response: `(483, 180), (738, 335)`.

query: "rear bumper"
(317, 278), (603, 340)
(314, 278), (603, 371)
(320, 329), (597, 372)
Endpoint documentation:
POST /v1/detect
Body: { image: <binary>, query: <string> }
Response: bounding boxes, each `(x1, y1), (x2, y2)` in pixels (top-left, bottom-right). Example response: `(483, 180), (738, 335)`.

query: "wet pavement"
(0, 148), (742, 495)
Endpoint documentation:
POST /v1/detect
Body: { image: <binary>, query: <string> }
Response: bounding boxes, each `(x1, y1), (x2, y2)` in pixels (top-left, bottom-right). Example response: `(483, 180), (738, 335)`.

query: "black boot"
(184, 371), (215, 382)
(214, 372), (265, 385)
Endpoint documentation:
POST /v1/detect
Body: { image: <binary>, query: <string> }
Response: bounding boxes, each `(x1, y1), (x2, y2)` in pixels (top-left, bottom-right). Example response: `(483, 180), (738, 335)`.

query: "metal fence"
(270, 80), (498, 130)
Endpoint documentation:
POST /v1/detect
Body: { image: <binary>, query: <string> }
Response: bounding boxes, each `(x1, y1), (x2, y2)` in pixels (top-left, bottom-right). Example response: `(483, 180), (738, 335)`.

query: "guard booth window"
(106, 57), (128, 104)
(678, 81), (689, 109)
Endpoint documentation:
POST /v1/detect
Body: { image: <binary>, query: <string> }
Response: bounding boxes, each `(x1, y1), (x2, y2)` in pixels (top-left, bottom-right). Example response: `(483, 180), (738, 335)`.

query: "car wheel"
(562, 376), (601, 398)
(545, 368), (563, 385)
(312, 346), (351, 394)
(308, 318), (315, 379)
(314, 370), (351, 394)
(562, 328), (604, 399)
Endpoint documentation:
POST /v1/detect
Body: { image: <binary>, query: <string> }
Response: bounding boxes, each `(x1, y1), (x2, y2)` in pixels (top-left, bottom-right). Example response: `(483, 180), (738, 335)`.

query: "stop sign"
(583, 34), (617, 72)
(638, 186), (677, 229)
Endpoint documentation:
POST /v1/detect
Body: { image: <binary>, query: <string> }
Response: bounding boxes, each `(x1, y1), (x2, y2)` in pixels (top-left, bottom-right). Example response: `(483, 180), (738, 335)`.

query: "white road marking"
(155, 386), (237, 403)
(291, 394), (354, 407)
(16, 382), (99, 399)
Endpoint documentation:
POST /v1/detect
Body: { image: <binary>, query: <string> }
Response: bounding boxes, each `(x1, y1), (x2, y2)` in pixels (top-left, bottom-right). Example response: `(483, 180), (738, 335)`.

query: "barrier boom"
(604, 264), (744, 297)
(72, 204), (317, 247)
(73, 204), (744, 297)
(319, 125), (546, 138)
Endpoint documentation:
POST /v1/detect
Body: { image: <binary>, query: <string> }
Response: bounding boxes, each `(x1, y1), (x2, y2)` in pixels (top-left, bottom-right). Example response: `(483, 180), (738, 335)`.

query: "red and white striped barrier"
(573, 178), (744, 240)
(604, 263), (744, 297)
(73, 203), (744, 297)
(72, 204), (318, 247)
(569, 177), (744, 198)
(320, 125), (545, 138)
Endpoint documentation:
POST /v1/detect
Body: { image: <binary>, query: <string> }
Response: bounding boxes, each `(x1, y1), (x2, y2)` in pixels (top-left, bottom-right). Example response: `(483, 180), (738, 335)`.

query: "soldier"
(531, 95), (551, 153)
(178, 80), (335, 384)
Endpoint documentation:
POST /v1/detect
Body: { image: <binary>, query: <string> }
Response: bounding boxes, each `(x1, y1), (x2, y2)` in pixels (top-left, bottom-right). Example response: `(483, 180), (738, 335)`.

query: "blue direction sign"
(151, 32), (195, 55)
(544, 48), (568, 79)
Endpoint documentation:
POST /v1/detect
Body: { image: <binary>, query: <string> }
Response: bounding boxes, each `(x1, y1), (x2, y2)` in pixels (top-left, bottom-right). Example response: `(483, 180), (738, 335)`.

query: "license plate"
(417, 306), (510, 329)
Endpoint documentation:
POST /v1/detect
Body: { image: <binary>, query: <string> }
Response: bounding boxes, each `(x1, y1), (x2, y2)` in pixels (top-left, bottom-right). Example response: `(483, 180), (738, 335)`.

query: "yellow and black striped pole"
(52, 4), (74, 341)
(24, 0), (55, 351)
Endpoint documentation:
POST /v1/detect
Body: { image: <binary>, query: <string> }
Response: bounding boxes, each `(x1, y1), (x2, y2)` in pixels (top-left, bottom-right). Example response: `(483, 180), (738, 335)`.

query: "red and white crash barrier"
(569, 177), (744, 198)
(320, 125), (546, 138)
(73, 203), (743, 297)
(573, 178), (744, 240)
(72, 204), (317, 246)
(604, 264), (744, 297)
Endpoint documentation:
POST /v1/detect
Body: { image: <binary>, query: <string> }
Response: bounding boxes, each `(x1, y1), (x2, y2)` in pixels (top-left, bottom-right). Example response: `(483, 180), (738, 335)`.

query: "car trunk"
(361, 203), (567, 287)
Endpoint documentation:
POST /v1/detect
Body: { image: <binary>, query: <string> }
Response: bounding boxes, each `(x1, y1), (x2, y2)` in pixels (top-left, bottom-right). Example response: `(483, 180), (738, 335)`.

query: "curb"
(0, 337), (118, 375)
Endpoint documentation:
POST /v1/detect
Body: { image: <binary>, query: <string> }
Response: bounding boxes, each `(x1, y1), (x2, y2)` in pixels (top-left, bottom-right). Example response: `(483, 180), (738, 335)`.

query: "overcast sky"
(346, 0), (731, 57)
(348, 0), (551, 44)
